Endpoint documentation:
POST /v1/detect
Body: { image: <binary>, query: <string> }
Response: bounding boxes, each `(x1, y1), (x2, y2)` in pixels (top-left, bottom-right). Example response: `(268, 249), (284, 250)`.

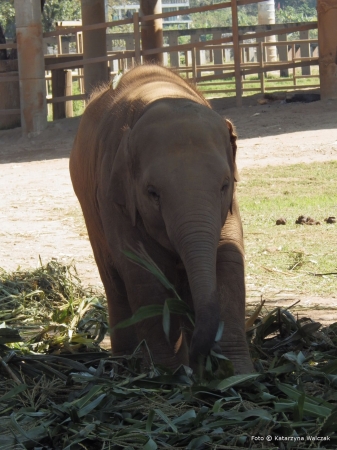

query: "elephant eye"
(147, 185), (160, 201)
(221, 177), (230, 192)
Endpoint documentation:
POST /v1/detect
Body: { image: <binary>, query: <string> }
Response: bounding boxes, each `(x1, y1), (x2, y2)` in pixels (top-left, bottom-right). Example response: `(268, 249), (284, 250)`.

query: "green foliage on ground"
(238, 161), (337, 298)
(1, 260), (337, 448)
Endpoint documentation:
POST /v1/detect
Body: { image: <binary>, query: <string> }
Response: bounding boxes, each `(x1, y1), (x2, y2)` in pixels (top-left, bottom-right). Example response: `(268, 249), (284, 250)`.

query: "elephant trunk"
(170, 206), (222, 365)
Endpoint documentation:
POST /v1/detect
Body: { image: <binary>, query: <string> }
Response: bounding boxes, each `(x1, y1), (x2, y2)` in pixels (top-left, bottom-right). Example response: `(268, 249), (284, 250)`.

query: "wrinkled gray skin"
(70, 65), (254, 374)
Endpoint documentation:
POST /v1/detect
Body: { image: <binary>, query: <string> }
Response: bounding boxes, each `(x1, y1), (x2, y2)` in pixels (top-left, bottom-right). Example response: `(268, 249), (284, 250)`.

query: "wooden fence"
(0, 0), (319, 122)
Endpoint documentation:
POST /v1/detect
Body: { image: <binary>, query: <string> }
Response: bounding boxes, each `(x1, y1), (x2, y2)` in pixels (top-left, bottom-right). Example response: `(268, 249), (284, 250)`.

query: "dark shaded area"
(210, 89), (337, 140)
(0, 116), (81, 164)
(0, 24), (8, 60)
(286, 93), (321, 103)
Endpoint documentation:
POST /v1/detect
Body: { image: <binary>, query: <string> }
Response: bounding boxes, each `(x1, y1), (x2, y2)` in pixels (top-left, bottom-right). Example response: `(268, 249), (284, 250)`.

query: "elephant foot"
(219, 341), (255, 374)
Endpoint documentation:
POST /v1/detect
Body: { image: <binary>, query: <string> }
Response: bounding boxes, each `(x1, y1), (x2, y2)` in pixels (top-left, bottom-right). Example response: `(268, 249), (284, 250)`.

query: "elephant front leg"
(216, 246), (254, 374)
(217, 236), (254, 373)
(119, 257), (189, 370)
(216, 199), (254, 374)
(104, 268), (139, 356)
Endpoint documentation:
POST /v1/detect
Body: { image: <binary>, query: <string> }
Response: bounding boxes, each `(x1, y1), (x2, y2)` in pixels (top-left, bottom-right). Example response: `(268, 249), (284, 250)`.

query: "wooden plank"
(194, 58), (318, 83)
(43, 18), (133, 38)
(142, 2), (231, 22)
(0, 43), (17, 50)
(191, 47), (197, 82)
(0, 109), (21, 115)
(47, 93), (86, 104)
(143, 26), (317, 57)
(240, 23), (316, 42)
(133, 12), (141, 65)
(237, 0), (269, 5)
(46, 52), (135, 70)
(231, 0), (242, 106)
(0, 76), (19, 82)
(267, 39), (317, 46)
(241, 58), (318, 76)
(143, 36), (233, 56)
(199, 88), (261, 93)
(264, 84), (319, 91)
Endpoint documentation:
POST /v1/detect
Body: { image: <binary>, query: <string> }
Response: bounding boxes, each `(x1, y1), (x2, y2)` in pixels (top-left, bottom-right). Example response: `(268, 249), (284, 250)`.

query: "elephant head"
(109, 98), (239, 366)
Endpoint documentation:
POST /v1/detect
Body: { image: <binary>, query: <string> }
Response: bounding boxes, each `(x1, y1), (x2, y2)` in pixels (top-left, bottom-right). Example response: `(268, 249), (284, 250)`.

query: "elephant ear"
(225, 119), (240, 182)
(106, 127), (137, 226)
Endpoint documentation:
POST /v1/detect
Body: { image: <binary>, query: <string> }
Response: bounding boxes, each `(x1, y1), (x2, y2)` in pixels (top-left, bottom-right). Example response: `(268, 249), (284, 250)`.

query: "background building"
(106, 0), (192, 28)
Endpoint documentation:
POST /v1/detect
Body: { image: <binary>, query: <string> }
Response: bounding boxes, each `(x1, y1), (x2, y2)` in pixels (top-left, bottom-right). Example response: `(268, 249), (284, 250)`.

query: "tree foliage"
(42, 0), (81, 32)
(0, 0), (318, 39)
(0, 0), (81, 38)
(276, 2), (317, 24)
(0, 0), (15, 37)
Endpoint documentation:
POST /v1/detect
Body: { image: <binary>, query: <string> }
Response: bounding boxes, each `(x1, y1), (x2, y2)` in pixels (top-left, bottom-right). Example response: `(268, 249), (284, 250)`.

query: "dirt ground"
(1, 91), (337, 324)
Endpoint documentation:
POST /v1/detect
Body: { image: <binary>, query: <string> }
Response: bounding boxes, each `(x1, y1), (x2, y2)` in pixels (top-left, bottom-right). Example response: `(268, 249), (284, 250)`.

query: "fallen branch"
(308, 272), (337, 277)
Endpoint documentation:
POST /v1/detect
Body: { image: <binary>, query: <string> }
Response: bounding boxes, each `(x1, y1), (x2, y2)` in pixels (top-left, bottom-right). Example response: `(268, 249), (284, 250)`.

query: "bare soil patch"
(1, 92), (336, 324)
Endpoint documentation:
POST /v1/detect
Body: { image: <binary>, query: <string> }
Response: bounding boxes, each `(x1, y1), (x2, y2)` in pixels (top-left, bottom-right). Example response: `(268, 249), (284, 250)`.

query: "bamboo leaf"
(154, 409), (178, 433)
(143, 438), (158, 450)
(186, 435), (211, 449)
(124, 250), (178, 296)
(215, 321), (224, 342)
(0, 384), (28, 402)
(78, 393), (106, 418)
(172, 409), (196, 424)
(209, 373), (259, 391)
(321, 408), (337, 433)
(114, 305), (163, 330)
(146, 409), (155, 432)
(162, 300), (170, 342)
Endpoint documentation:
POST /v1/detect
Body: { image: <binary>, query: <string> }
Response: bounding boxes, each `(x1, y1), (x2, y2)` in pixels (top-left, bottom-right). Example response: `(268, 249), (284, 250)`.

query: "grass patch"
(1, 261), (337, 448)
(238, 161), (337, 298)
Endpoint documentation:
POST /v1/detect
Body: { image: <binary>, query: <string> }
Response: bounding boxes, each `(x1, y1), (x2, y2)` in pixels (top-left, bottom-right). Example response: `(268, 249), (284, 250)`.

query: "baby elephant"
(70, 65), (253, 374)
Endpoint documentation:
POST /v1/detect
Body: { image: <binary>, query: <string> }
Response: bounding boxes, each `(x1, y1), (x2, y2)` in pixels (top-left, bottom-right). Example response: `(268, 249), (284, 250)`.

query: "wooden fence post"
(140, 0), (163, 64)
(81, 0), (108, 97)
(52, 69), (73, 120)
(65, 69), (73, 117)
(191, 46), (197, 82)
(259, 41), (265, 93)
(168, 31), (179, 67)
(300, 30), (310, 76)
(278, 33), (289, 77)
(14, 0), (47, 135)
(213, 31), (223, 76)
(133, 12), (141, 65)
(231, 0), (242, 107)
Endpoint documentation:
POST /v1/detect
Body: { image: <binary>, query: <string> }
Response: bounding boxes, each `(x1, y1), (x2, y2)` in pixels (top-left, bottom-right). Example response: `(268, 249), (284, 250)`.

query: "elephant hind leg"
(102, 265), (138, 355)
(80, 206), (138, 355)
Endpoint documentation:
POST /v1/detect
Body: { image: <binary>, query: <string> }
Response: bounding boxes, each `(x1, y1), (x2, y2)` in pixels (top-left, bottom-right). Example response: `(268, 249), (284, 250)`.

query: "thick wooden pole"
(81, 0), (108, 96)
(231, 0), (242, 107)
(14, 0), (47, 136)
(140, 0), (163, 64)
(317, 0), (337, 99)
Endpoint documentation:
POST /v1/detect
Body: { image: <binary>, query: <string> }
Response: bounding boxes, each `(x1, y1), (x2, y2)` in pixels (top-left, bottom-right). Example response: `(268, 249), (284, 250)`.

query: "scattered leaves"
(0, 261), (336, 449)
